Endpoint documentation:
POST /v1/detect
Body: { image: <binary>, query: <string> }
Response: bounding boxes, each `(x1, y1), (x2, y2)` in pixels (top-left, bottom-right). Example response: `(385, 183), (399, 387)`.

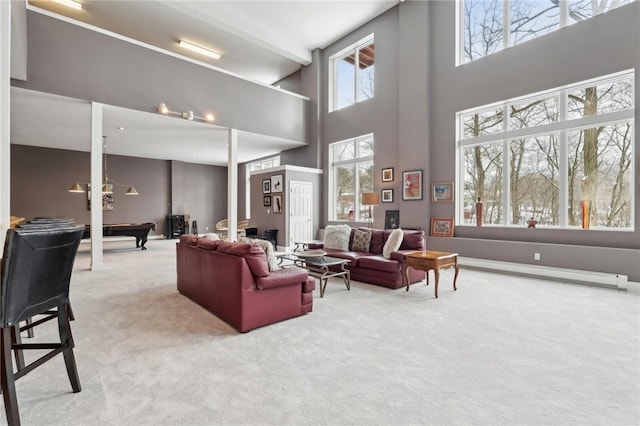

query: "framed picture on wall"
(381, 189), (393, 203)
(431, 217), (454, 237)
(262, 179), (271, 194)
(263, 195), (271, 207)
(271, 175), (283, 193)
(402, 170), (423, 200)
(384, 210), (400, 230)
(272, 194), (283, 213)
(382, 167), (394, 182)
(432, 182), (454, 202)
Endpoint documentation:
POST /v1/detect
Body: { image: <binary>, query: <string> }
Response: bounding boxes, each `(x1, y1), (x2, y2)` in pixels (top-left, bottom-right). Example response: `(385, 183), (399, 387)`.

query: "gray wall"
(427, 1), (640, 280)
(249, 167), (322, 248)
(12, 10), (307, 143)
(10, 144), (228, 238)
(11, 144), (170, 235)
(301, 1), (639, 280)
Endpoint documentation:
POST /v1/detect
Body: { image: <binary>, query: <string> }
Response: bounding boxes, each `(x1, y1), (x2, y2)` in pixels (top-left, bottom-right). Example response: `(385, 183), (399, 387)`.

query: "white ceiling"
(13, 0), (400, 165)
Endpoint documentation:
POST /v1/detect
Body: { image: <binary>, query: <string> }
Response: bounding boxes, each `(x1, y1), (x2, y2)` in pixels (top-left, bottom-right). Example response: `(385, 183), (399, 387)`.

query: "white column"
(0, 0), (11, 248)
(90, 102), (104, 270)
(227, 129), (238, 241)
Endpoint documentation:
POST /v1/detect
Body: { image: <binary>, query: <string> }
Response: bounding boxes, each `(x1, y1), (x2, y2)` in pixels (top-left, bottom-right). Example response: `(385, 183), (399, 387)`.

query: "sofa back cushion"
(179, 234), (199, 245)
(217, 242), (270, 277)
(324, 224), (351, 250)
(240, 237), (279, 272)
(368, 229), (387, 254)
(400, 230), (425, 250)
(196, 238), (221, 250)
(350, 229), (372, 252)
(382, 228), (404, 259)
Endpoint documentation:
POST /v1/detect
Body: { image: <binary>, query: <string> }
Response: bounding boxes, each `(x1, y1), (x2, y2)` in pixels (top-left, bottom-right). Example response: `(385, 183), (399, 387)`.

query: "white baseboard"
(459, 256), (630, 290)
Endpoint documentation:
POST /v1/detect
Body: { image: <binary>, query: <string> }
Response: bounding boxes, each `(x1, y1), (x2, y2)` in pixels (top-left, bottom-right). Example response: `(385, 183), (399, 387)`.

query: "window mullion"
(503, 0), (510, 50)
(558, 89), (568, 227)
(502, 104), (510, 225)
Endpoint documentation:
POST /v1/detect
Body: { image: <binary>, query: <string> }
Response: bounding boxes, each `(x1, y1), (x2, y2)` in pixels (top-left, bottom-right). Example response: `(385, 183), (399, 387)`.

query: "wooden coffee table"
(404, 251), (459, 298)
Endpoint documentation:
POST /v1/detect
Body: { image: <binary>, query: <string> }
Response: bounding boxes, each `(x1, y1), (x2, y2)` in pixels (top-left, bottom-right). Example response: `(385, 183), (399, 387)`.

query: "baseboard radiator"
(459, 257), (629, 290)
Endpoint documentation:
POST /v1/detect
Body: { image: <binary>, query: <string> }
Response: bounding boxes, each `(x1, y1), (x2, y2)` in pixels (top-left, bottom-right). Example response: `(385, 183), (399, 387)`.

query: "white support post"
(227, 129), (238, 241)
(0, 1), (11, 249)
(90, 102), (104, 270)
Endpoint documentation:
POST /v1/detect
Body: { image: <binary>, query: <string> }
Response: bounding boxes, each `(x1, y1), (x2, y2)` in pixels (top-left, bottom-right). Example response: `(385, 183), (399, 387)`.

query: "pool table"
(82, 222), (156, 250)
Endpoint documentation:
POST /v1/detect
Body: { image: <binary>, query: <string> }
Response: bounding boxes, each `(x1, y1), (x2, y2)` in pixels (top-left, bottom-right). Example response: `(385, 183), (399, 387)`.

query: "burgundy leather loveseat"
(176, 235), (314, 332)
(308, 228), (426, 289)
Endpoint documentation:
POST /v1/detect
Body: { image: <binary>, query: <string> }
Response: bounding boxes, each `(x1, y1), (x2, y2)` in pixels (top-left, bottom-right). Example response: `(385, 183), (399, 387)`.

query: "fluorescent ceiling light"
(53, 0), (82, 10)
(179, 40), (221, 60)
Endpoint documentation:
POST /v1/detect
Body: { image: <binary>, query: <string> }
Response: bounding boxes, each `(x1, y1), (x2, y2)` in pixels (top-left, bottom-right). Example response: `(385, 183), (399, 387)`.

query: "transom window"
(329, 34), (375, 112)
(329, 135), (374, 221)
(457, 70), (634, 230)
(460, 0), (635, 65)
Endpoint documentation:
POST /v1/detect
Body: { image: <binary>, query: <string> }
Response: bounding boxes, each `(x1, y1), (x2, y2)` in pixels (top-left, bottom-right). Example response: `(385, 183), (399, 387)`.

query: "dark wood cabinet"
(166, 214), (186, 239)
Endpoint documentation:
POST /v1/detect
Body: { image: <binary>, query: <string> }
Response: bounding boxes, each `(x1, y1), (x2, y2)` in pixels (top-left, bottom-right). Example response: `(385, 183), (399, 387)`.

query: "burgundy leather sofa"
(308, 228), (426, 289)
(176, 235), (314, 332)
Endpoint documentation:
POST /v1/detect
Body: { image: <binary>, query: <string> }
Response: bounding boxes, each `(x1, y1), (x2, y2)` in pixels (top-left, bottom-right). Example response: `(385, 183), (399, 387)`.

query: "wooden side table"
(404, 251), (459, 298)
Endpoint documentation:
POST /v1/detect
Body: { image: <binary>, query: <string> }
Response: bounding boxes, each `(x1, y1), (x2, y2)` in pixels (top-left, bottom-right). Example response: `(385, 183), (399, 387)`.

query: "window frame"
(328, 134), (375, 222)
(458, 0), (635, 66)
(456, 70), (635, 230)
(328, 34), (375, 112)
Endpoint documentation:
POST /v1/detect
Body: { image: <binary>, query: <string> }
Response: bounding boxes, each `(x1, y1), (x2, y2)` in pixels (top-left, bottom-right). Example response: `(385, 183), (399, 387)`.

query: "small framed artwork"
(271, 175), (283, 193)
(385, 210), (400, 230)
(381, 188), (393, 203)
(272, 194), (283, 213)
(382, 167), (394, 182)
(402, 169), (423, 200)
(431, 182), (454, 203)
(431, 217), (454, 237)
(262, 179), (271, 194)
(263, 195), (271, 207)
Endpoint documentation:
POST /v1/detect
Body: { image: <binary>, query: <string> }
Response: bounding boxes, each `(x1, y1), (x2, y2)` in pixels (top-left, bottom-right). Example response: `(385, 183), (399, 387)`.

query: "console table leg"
(434, 269), (440, 299)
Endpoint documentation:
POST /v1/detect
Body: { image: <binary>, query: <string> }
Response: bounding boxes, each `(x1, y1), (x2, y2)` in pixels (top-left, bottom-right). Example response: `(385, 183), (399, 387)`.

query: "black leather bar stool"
(0, 225), (85, 425)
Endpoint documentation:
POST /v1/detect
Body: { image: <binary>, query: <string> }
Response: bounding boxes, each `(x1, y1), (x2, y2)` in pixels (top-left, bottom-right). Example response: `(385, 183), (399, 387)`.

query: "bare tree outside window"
(459, 72), (633, 229)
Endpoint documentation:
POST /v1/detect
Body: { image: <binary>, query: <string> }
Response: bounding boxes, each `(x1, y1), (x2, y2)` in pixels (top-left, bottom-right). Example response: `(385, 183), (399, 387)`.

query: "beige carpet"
(5, 239), (639, 426)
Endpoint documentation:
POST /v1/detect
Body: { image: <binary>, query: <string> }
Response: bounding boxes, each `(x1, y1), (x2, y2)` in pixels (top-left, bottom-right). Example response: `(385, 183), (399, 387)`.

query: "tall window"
(458, 70), (634, 229)
(246, 156), (280, 218)
(329, 34), (375, 112)
(329, 135), (374, 221)
(460, 0), (634, 64)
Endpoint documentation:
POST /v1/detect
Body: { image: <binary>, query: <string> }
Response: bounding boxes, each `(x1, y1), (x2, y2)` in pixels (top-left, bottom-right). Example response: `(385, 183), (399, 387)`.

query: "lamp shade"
(362, 193), (380, 206)
(68, 182), (85, 193)
(125, 186), (139, 195)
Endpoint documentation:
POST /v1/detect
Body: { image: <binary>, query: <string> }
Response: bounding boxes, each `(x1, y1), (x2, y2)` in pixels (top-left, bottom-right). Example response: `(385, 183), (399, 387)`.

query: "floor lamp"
(362, 193), (380, 229)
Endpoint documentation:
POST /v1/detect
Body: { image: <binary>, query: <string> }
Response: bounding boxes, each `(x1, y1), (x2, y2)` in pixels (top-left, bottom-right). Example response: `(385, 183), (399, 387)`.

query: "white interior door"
(289, 181), (313, 246)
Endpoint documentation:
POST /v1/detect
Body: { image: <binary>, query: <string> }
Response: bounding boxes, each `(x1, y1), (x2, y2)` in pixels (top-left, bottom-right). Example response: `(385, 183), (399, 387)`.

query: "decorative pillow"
(323, 224), (351, 250)
(350, 229), (372, 253)
(382, 228), (404, 259)
(203, 232), (222, 241)
(240, 237), (280, 272)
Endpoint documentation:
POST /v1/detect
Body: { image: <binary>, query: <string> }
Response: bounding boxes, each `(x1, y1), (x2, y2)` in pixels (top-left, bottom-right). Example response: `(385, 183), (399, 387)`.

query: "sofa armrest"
(254, 267), (310, 290)
(307, 242), (324, 249)
(389, 249), (421, 262)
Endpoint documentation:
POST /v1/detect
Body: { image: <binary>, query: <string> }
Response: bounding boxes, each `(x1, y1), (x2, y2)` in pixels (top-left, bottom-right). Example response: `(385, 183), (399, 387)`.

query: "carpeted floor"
(5, 239), (639, 426)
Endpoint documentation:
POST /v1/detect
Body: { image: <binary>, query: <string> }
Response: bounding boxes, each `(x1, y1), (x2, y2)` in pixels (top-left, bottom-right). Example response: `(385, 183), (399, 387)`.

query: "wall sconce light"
(157, 103), (215, 123)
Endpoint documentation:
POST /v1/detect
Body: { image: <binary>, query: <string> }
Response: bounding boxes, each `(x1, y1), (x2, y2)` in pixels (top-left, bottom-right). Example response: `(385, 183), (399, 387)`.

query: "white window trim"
(328, 134), (375, 221)
(456, 70), (635, 229)
(328, 33), (374, 113)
